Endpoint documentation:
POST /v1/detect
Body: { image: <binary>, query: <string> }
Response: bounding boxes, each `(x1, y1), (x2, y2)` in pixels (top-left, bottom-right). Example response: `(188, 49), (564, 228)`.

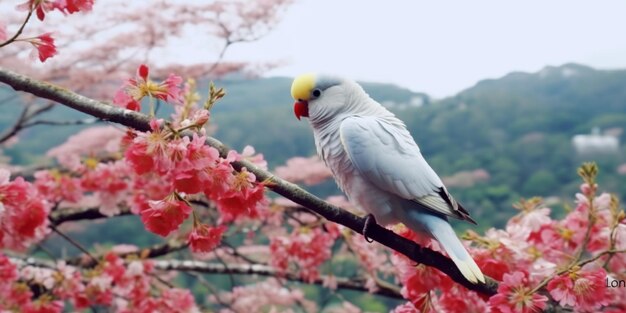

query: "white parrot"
(290, 74), (485, 284)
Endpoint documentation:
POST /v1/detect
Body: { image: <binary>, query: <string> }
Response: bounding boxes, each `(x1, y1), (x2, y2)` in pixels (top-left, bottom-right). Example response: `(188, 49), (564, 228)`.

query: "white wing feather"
(339, 115), (471, 221)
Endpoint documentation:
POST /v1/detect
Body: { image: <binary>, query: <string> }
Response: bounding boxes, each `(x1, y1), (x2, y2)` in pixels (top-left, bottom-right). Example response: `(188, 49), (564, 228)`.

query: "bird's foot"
(362, 214), (377, 243)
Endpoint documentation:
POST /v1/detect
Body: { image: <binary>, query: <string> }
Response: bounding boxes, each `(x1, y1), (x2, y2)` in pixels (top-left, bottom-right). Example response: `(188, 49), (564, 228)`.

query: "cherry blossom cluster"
(267, 159), (626, 312)
(214, 278), (317, 313)
(0, 169), (49, 251)
(274, 156), (333, 185)
(383, 163), (626, 312)
(344, 231), (395, 292)
(0, 63), (277, 309)
(0, 252), (200, 312)
(269, 221), (340, 282)
(34, 64), (269, 254)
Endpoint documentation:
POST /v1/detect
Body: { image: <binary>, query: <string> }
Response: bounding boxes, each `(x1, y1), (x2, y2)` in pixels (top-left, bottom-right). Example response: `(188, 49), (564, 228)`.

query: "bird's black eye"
(312, 88), (321, 98)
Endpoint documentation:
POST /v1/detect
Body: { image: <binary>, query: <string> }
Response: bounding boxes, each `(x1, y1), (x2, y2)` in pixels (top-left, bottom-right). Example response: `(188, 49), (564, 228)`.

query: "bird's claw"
(362, 214), (377, 243)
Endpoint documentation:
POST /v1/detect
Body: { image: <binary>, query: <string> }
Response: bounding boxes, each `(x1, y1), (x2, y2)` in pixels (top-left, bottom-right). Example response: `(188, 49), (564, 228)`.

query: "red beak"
(294, 100), (309, 120)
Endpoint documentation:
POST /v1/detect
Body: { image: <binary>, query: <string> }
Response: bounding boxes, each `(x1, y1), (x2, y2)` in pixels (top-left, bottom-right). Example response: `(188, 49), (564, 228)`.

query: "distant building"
(572, 127), (620, 155)
(381, 96), (427, 109)
(409, 96), (425, 107)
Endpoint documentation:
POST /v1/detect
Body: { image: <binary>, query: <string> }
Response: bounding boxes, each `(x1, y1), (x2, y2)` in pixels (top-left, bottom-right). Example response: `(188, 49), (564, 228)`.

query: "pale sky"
(222, 0), (626, 98)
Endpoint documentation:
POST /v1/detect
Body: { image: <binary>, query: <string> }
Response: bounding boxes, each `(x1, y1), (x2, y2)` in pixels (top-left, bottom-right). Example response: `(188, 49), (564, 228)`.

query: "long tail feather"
(404, 211), (485, 284)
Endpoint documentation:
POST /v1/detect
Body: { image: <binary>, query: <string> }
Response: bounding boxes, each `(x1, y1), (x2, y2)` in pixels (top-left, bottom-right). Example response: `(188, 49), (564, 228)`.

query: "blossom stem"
(602, 196), (622, 269)
(191, 210), (201, 228)
(579, 249), (626, 268)
(49, 224), (99, 265)
(149, 95), (155, 117)
(175, 123), (200, 134)
(570, 172), (598, 266)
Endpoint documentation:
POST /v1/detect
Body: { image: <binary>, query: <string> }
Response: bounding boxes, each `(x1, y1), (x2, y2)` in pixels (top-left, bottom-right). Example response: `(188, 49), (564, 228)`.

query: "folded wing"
(339, 116), (475, 224)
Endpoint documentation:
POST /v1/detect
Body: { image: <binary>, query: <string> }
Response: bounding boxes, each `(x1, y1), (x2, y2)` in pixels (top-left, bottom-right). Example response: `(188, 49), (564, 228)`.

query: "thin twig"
(181, 272), (228, 311)
(153, 259), (403, 299)
(34, 243), (58, 260)
(213, 250), (236, 288)
(0, 102), (56, 144)
(49, 206), (132, 226)
(221, 240), (261, 265)
(49, 224), (99, 264)
(0, 104), (29, 143)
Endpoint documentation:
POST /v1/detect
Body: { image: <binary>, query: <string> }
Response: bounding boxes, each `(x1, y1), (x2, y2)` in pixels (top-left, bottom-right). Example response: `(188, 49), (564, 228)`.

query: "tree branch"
(10, 256), (403, 300)
(49, 224), (99, 265)
(0, 67), (152, 131)
(152, 259), (403, 299)
(22, 118), (100, 128)
(0, 66), (499, 296)
(49, 206), (133, 226)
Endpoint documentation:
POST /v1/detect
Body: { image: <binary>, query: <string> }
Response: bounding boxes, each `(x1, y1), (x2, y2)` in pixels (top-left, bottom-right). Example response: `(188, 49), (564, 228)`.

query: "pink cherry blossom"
(18, 0), (93, 20)
(472, 246), (514, 281)
(215, 168), (267, 222)
(390, 302), (419, 313)
(240, 145), (268, 170)
(189, 224), (226, 253)
(275, 155), (333, 185)
(29, 33), (58, 62)
(46, 126), (124, 171)
(63, 0), (94, 14)
(0, 171), (49, 250)
(489, 271), (548, 313)
(113, 89), (141, 111)
(216, 278), (317, 312)
(439, 286), (489, 313)
(392, 252), (449, 305)
(140, 194), (192, 237)
(157, 288), (198, 312)
(0, 253), (18, 284)
(34, 170), (83, 203)
(348, 232), (390, 275)
(18, 0), (60, 21)
(81, 161), (130, 216)
(172, 135), (221, 194)
(117, 64), (183, 105)
(124, 119), (170, 175)
(547, 268), (610, 311)
(22, 298), (64, 313)
(270, 226), (338, 282)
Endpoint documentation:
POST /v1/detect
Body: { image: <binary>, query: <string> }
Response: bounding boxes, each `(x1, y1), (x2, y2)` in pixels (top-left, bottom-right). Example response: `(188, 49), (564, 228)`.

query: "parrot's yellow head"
(290, 74), (343, 120)
(291, 73), (317, 102)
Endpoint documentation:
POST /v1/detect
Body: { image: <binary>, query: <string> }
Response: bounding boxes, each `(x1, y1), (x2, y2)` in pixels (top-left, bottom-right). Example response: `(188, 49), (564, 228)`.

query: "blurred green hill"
(1, 63), (625, 228)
